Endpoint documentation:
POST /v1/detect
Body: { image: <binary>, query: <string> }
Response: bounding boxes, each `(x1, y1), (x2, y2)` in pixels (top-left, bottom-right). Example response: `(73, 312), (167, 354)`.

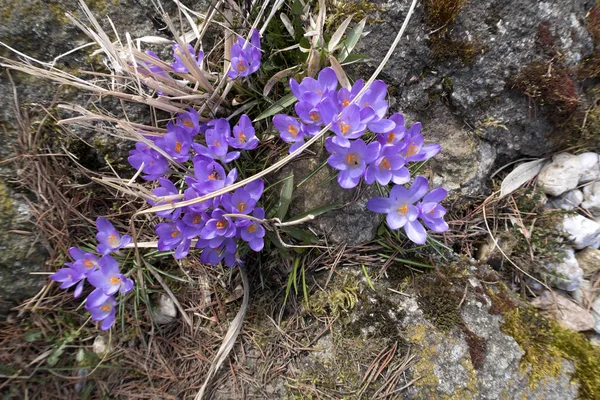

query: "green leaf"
(47, 337), (73, 367)
(253, 93), (297, 122)
(338, 18), (366, 62)
(287, 202), (343, 222)
(277, 173), (294, 221)
(291, 0), (304, 15)
(302, 264), (309, 308)
(23, 331), (42, 342)
(281, 226), (318, 244)
(328, 15), (354, 53)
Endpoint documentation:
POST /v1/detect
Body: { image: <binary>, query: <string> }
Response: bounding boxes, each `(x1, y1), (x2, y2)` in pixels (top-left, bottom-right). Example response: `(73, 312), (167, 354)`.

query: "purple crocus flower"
(128, 141), (170, 180)
(192, 119), (240, 163)
(364, 143), (410, 185)
(326, 138), (380, 189)
(245, 178), (264, 202)
(418, 187), (449, 233)
(221, 187), (256, 215)
(197, 237), (237, 267)
(88, 255), (134, 295)
(50, 266), (86, 298)
(155, 126), (192, 163)
(289, 67), (338, 106)
(323, 104), (367, 147)
(186, 160), (237, 195)
(200, 209), (237, 248)
(377, 113), (407, 146)
(366, 176), (430, 244)
(228, 114), (258, 150)
(175, 108), (201, 137)
(85, 294), (117, 331)
(171, 43), (204, 73)
(181, 211), (207, 239)
(358, 80), (388, 121)
(96, 218), (132, 256)
(228, 29), (261, 79)
(156, 221), (192, 259)
(149, 178), (182, 220)
(273, 114), (305, 152)
(239, 207), (266, 252)
(401, 122), (441, 163)
(141, 50), (167, 76)
(69, 247), (100, 277)
(182, 187), (214, 213)
(337, 79), (364, 109)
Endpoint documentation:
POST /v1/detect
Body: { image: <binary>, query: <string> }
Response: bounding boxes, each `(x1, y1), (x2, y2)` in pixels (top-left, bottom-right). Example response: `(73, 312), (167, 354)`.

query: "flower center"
(101, 305), (111, 311)
(208, 171), (220, 180)
(213, 140), (221, 147)
(108, 235), (118, 246)
(238, 132), (247, 143)
(342, 99), (350, 107)
(175, 141), (182, 153)
(238, 202), (246, 212)
(84, 259), (94, 268)
(67, 274), (72, 280)
(171, 231), (180, 238)
(396, 204), (408, 215)
(309, 112), (320, 121)
(109, 276), (121, 285)
(248, 224), (257, 233)
(364, 101), (370, 107)
(184, 119), (194, 127)
(216, 220), (226, 230)
(406, 143), (419, 157)
(379, 158), (391, 170)
(339, 122), (350, 135)
(346, 153), (359, 166)
(386, 132), (396, 144)
(193, 215), (202, 224)
(288, 124), (299, 137)
(237, 60), (246, 72)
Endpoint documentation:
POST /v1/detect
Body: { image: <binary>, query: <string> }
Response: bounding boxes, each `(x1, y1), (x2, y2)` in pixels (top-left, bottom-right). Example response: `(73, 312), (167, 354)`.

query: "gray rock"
(562, 214), (600, 249)
(547, 189), (584, 211)
(276, 149), (383, 245)
(0, 179), (48, 315)
(531, 291), (595, 332)
(578, 152), (600, 184)
(575, 247), (600, 277)
(538, 153), (585, 196)
(582, 182), (600, 216)
(544, 249), (584, 291)
(150, 294), (177, 325)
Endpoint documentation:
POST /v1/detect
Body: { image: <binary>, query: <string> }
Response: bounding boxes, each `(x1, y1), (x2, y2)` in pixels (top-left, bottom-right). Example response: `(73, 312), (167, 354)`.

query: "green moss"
(325, 0), (384, 29)
(310, 275), (359, 317)
(423, 0), (464, 28)
(512, 62), (579, 120)
(489, 284), (600, 397)
(415, 262), (469, 332)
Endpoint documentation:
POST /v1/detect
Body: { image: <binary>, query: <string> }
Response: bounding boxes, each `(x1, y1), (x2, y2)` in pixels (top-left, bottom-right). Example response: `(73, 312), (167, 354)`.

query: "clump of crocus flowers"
(272, 68), (448, 244)
(50, 218), (134, 330)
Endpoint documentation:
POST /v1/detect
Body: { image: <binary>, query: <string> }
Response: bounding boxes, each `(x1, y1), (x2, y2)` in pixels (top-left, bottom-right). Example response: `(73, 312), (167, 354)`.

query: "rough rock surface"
(351, 0), (593, 196)
(213, 264), (581, 399)
(538, 153), (586, 196)
(544, 249), (584, 292)
(276, 149), (383, 245)
(0, 179), (47, 315)
(562, 214), (600, 249)
(583, 182), (600, 216)
(575, 247), (600, 276)
(546, 189), (584, 211)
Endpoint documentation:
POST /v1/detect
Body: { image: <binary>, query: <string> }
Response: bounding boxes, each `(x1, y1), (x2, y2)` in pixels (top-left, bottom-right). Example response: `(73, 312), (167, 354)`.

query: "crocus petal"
(318, 67), (338, 92)
(407, 176), (429, 204)
(368, 118), (395, 133)
(367, 197), (393, 213)
(423, 187), (447, 203)
(87, 288), (110, 308)
(88, 270), (111, 289)
(100, 310), (115, 330)
(386, 211), (407, 230)
(404, 220), (427, 244)
(337, 171), (360, 189)
(74, 280), (85, 298)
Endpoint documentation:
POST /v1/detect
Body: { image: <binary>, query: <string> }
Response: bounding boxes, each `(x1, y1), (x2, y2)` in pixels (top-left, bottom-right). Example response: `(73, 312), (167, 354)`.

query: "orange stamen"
(175, 142), (182, 153)
(248, 224), (257, 233)
(406, 143), (419, 157)
(171, 231), (180, 238)
(342, 99), (350, 107)
(386, 133), (396, 144)
(108, 234), (118, 246)
(346, 153), (359, 166)
(238, 202), (246, 212)
(184, 119), (194, 127)
(310, 112), (319, 121)
(288, 125), (299, 137)
(208, 171), (219, 180)
(193, 216), (202, 224)
(216, 220), (226, 230)
(213, 140), (220, 147)
(109, 276), (121, 285)
(397, 204), (408, 215)
(238, 132), (247, 143)
(379, 158), (391, 170)
(84, 259), (94, 268)
(101, 305), (111, 311)
(237, 60), (246, 72)
(339, 122), (350, 135)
